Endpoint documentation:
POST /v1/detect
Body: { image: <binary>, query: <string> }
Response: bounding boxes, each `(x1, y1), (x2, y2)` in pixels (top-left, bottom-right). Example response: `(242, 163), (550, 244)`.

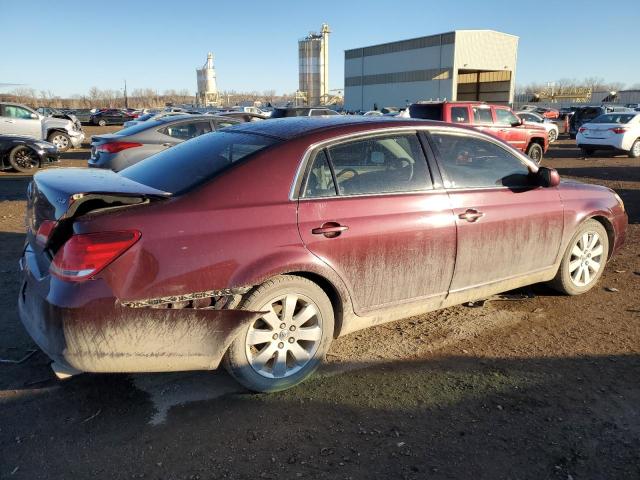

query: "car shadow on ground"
(0, 354), (638, 479)
(0, 176), (30, 200)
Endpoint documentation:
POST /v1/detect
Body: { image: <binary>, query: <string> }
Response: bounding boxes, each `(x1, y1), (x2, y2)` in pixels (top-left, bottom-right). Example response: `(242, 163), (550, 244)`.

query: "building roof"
(344, 30), (518, 59)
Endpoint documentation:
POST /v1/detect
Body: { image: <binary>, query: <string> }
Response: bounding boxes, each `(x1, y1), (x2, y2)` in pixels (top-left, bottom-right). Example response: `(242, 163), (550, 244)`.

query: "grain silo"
(196, 52), (219, 107)
(298, 24), (330, 106)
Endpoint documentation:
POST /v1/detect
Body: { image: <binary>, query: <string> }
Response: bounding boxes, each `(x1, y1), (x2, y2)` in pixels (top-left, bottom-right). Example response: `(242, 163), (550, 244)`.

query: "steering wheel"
(386, 157), (413, 180)
(336, 168), (358, 180)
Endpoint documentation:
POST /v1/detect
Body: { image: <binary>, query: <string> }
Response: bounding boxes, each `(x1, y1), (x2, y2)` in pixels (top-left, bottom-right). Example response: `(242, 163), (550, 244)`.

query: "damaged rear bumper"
(18, 249), (260, 374)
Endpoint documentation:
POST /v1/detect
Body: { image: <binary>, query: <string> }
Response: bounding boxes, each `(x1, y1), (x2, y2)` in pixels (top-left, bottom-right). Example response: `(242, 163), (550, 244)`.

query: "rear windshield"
(591, 113), (637, 124)
(114, 120), (164, 136)
(271, 108), (309, 118)
(119, 131), (279, 194)
(408, 104), (443, 120)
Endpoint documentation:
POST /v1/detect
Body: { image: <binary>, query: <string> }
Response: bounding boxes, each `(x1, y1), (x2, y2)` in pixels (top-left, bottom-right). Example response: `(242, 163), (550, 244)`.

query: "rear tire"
(629, 139), (640, 158)
(550, 219), (608, 295)
(98, 119), (107, 127)
(526, 142), (543, 164)
(548, 129), (557, 143)
(223, 275), (334, 392)
(9, 146), (40, 173)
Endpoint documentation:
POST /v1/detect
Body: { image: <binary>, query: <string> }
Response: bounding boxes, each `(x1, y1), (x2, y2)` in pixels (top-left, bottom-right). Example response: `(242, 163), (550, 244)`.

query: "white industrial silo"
(298, 23), (330, 106)
(196, 52), (219, 107)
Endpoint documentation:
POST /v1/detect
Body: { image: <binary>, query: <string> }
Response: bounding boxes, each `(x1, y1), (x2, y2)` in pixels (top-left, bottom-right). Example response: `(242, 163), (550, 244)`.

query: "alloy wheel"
(632, 140), (640, 157)
(569, 231), (604, 287)
(245, 293), (323, 379)
(14, 148), (38, 169)
(51, 134), (69, 149)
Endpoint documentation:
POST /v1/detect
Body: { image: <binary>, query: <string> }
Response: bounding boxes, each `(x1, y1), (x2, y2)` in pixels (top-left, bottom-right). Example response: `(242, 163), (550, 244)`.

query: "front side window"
(472, 107), (493, 124)
(430, 132), (531, 189)
(325, 133), (432, 195)
(4, 105), (34, 119)
(163, 121), (212, 140)
(495, 108), (520, 126)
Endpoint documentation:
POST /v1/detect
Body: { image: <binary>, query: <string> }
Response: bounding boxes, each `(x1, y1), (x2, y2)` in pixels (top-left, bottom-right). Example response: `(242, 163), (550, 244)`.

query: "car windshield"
(120, 131), (279, 194)
(590, 113), (636, 124)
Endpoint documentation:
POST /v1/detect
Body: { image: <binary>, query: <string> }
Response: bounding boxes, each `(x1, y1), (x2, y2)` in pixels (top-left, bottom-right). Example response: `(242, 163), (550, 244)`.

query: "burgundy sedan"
(19, 117), (627, 392)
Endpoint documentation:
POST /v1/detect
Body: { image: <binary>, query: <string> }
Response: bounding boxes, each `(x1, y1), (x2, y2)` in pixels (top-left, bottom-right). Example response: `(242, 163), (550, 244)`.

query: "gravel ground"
(0, 133), (638, 480)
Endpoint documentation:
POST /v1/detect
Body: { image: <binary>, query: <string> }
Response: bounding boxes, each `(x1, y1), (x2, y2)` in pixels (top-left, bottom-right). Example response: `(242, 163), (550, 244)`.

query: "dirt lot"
(0, 131), (638, 480)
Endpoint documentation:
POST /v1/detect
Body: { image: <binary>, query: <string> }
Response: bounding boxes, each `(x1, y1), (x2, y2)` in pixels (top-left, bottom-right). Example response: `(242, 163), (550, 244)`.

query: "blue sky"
(1, 0), (638, 97)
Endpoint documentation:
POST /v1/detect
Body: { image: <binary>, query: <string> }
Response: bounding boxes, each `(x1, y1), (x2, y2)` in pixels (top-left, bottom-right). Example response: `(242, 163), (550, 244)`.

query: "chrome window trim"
(289, 125), (538, 201)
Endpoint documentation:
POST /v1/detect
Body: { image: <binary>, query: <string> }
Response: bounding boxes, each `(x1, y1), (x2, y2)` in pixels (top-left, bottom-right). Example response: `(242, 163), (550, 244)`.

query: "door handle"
(458, 209), (484, 223)
(4, 120), (15, 123)
(162, 143), (173, 147)
(312, 222), (348, 238)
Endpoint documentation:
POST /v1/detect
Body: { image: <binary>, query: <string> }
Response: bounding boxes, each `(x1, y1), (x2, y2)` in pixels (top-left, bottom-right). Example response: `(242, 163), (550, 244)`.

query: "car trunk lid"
(25, 168), (169, 268)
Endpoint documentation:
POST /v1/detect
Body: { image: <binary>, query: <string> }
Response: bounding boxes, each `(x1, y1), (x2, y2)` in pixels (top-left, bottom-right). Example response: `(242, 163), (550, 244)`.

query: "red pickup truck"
(409, 101), (549, 163)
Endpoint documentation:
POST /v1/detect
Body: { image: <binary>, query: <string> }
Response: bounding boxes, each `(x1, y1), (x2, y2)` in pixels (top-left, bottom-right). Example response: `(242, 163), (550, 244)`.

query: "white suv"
(576, 112), (640, 158)
(0, 103), (85, 152)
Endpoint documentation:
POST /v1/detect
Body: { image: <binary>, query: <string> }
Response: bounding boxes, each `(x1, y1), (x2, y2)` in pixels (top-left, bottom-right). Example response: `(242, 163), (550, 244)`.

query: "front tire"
(47, 131), (71, 152)
(550, 219), (608, 295)
(223, 275), (334, 392)
(9, 146), (40, 172)
(526, 142), (544, 164)
(548, 129), (558, 143)
(629, 139), (640, 158)
(98, 119), (107, 127)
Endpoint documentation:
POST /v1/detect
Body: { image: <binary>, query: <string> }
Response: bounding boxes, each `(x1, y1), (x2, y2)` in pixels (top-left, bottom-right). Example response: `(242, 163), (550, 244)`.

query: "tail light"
(578, 127), (586, 133)
(95, 142), (143, 154)
(610, 127), (627, 134)
(50, 230), (141, 281)
(35, 220), (57, 247)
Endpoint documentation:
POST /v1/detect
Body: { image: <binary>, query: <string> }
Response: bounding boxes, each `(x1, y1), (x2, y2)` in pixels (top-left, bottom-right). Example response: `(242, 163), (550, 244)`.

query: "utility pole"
(124, 79), (129, 109)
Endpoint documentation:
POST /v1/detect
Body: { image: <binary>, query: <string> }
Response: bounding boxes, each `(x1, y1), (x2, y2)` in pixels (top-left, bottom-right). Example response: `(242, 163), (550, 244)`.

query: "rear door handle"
(458, 209), (484, 223)
(312, 222), (348, 238)
(4, 119), (15, 123)
(162, 143), (173, 147)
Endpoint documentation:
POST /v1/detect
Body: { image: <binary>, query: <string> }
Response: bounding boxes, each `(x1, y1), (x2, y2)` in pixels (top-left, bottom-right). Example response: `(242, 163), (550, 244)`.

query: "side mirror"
(30, 113), (39, 119)
(537, 166), (560, 188)
(511, 119), (522, 127)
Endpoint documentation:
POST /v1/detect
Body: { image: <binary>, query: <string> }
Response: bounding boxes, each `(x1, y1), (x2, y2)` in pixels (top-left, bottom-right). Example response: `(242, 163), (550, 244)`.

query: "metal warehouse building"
(344, 30), (519, 112)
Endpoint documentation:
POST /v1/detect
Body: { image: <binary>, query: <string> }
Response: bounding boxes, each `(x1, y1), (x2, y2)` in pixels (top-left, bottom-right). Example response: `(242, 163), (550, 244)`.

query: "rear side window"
(120, 131), (278, 194)
(324, 133), (432, 196)
(303, 151), (337, 198)
(450, 107), (469, 123)
(430, 132), (530, 189)
(472, 107), (493, 123)
(162, 121), (212, 140)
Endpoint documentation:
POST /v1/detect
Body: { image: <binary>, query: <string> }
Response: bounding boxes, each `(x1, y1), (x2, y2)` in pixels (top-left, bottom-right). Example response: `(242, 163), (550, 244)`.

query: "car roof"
(155, 114), (238, 123)
(229, 116), (442, 140)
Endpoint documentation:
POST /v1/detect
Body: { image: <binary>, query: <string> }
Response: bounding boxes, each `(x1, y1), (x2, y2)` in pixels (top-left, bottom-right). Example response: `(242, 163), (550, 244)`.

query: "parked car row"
(0, 102), (85, 153)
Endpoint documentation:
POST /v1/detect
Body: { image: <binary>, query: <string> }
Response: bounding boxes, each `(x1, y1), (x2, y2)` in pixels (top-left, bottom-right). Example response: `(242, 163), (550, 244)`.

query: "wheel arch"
(588, 215), (616, 258)
(287, 271), (345, 338)
(228, 251), (355, 338)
